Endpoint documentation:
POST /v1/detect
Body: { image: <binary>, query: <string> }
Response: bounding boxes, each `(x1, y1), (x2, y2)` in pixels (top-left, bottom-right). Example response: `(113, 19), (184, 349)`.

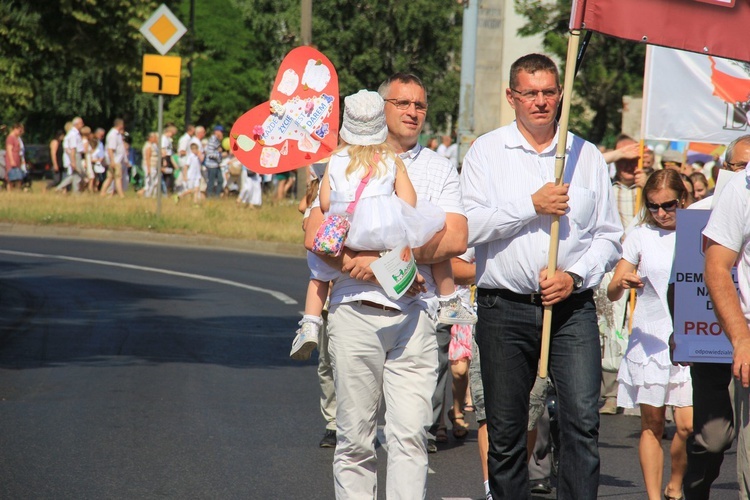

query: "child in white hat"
(290, 89), (475, 360)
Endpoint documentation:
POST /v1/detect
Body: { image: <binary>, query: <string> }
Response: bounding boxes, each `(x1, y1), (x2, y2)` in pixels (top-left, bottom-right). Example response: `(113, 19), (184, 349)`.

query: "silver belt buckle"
(530, 293), (541, 304)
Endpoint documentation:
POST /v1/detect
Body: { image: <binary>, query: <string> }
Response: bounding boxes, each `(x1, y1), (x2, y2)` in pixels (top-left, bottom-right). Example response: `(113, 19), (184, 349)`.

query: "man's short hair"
(378, 73), (427, 100)
(725, 134), (750, 163)
(509, 54), (559, 89)
(615, 133), (635, 145)
(113, 118), (124, 128)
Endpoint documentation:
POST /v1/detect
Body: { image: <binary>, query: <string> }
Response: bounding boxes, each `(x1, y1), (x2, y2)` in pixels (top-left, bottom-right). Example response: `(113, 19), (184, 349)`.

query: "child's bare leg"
(305, 279), (329, 317)
(431, 260), (456, 298)
(434, 260), (477, 325)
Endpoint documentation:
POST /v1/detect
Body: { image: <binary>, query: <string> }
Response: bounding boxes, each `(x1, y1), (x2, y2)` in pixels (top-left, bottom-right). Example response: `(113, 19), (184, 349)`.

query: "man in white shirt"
(437, 134), (459, 170)
(461, 53), (622, 499)
(684, 135), (750, 499)
(100, 118), (126, 198)
(191, 126), (205, 160)
(304, 73), (467, 499)
(56, 117), (85, 193)
(177, 125), (195, 166)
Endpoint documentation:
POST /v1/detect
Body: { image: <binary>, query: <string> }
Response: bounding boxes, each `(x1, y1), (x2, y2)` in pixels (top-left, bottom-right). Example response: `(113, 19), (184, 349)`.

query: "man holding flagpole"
(461, 53), (622, 499)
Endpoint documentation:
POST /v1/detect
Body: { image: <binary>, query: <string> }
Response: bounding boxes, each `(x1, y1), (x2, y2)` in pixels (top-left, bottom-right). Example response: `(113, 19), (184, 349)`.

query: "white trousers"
(327, 301), (438, 500)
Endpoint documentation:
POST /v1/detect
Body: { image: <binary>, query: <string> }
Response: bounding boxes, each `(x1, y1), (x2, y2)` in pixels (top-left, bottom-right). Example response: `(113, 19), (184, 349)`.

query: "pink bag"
(312, 167), (373, 257)
(312, 214), (350, 257)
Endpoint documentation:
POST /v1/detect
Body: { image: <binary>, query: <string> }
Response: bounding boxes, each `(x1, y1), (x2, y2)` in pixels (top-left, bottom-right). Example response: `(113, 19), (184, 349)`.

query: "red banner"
(571, 0), (750, 62)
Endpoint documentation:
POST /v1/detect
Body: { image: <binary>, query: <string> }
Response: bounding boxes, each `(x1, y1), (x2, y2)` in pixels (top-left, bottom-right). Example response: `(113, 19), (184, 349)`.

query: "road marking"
(0, 249), (298, 305)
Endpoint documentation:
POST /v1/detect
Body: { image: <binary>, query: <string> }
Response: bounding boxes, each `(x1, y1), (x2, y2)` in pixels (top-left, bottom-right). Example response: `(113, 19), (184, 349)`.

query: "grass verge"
(0, 190), (304, 245)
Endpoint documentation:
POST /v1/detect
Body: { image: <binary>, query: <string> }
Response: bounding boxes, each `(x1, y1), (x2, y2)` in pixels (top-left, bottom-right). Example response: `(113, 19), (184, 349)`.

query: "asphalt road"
(0, 233), (740, 499)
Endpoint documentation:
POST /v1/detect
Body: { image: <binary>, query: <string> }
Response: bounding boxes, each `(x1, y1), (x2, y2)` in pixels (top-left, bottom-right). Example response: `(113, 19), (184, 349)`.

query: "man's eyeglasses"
(509, 87), (560, 102)
(645, 199), (680, 213)
(724, 160), (748, 172)
(384, 99), (428, 113)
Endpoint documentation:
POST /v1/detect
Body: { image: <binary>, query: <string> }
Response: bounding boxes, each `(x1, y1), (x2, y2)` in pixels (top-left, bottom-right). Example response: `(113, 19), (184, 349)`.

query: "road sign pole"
(157, 95), (164, 216)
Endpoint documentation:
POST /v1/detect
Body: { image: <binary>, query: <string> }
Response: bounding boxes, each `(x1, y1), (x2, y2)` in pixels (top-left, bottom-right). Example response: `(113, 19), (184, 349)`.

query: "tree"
(0, 0), (463, 143)
(235, 0), (464, 133)
(0, 0), (165, 142)
(165, 0), (267, 130)
(515, 0), (646, 146)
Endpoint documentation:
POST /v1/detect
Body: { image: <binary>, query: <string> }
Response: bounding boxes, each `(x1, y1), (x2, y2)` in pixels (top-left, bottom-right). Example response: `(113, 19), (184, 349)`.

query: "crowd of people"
(4, 51), (749, 500)
(293, 54), (750, 500)
(0, 118), (283, 207)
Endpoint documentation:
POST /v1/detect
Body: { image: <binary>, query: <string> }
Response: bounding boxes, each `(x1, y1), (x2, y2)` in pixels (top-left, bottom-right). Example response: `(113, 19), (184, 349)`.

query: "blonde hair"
(343, 143), (406, 179)
(305, 178), (320, 207)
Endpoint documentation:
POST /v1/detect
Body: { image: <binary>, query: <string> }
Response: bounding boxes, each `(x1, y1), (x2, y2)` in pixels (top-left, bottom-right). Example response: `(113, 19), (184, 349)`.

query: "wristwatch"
(566, 271), (583, 291)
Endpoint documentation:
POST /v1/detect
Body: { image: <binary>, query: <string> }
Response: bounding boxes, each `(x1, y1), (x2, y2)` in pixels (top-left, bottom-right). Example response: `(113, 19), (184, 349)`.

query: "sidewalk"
(0, 223), (306, 258)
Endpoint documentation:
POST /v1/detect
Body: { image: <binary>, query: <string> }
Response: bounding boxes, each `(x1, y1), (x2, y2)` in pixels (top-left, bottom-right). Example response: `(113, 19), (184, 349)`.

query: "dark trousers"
(684, 363), (735, 500)
(427, 322), (451, 440)
(206, 167), (222, 197)
(476, 289), (600, 500)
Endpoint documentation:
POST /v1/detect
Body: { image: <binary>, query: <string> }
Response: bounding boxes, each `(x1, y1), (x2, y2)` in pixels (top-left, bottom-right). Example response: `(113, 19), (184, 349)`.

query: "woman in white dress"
(607, 168), (693, 500)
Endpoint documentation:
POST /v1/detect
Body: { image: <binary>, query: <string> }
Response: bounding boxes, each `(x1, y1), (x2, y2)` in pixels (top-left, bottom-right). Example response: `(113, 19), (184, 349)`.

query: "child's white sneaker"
(438, 296), (478, 325)
(290, 320), (320, 360)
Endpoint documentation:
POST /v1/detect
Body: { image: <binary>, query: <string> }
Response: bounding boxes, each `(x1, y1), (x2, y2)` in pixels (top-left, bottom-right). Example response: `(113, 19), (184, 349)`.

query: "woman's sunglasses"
(646, 199), (679, 213)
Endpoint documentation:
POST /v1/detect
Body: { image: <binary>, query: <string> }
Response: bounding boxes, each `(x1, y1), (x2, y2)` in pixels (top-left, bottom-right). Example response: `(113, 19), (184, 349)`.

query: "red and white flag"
(570, 0), (750, 63)
(643, 46), (750, 143)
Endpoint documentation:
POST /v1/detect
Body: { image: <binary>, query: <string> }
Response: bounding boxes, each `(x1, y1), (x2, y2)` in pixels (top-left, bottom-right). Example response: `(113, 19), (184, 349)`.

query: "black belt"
(477, 288), (593, 307)
(478, 288), (543, 306)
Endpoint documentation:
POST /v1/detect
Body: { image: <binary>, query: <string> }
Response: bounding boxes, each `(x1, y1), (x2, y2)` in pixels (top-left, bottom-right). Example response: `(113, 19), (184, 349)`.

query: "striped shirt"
(612, 180), (638, 229)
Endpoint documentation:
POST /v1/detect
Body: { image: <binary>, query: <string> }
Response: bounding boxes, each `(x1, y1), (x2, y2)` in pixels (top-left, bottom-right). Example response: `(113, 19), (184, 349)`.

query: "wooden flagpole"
(539, 29), (582, 379)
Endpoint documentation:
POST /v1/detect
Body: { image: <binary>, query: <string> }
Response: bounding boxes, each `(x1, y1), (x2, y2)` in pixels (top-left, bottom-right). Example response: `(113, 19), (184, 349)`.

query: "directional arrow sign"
(142, 55), (181, 95)
(140, 4), (186, 55)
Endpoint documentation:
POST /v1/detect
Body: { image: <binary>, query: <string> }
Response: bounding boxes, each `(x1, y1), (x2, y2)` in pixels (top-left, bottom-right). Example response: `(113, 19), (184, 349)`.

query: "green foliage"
(0, 0), (462, 143)
(0, 0), (166, 141)
(166, 0), (267, 129)
(220, 0), (464, 132)
(515, 0), (646, 145)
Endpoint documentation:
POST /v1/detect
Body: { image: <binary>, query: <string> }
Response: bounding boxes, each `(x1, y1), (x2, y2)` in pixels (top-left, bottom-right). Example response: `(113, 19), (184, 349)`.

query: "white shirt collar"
(398, 142), (422, 161)
(506, 120), (567, 156)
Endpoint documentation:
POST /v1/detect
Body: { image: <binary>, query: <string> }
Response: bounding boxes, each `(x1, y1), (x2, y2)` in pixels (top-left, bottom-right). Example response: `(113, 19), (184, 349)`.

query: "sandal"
(664, 487), (684, 500)
(447, 407), (469, 439)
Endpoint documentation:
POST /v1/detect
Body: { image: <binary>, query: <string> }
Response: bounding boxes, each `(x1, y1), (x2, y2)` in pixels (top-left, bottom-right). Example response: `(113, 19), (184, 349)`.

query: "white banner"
(644, 45), (750, 143)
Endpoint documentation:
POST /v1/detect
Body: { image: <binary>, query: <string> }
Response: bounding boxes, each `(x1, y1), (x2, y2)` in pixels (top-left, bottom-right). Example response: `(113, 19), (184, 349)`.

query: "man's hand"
(733, 337), (750, 388)
(532, 182), (569, 216)
(603, 142), (641, 163)
(539, 268), (573, 306)
(405, 273), (427, 296)
(635, 170), (648, 189)
(342, 250), (380, 282)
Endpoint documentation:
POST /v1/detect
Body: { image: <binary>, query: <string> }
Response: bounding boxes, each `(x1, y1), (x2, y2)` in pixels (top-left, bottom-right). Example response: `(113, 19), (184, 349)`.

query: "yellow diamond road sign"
(140, 4), (186, 55)
(142, 55), (181, 95)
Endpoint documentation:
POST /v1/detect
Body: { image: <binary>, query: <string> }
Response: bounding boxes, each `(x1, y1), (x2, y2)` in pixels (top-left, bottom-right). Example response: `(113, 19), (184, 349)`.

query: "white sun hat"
(339, 89), (388, 146)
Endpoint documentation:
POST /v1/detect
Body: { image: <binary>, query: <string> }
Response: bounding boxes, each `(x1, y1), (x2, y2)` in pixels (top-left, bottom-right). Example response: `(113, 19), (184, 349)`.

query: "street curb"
(0, 223), (306, 258)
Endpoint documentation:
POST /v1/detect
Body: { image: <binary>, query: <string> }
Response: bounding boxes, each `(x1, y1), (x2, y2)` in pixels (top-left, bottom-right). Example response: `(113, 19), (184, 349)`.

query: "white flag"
(643, 46), (750, 143)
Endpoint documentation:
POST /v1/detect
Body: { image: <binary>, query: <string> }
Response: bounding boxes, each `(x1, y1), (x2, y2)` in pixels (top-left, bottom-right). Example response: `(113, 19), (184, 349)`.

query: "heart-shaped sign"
(230, 46), (339, 175)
